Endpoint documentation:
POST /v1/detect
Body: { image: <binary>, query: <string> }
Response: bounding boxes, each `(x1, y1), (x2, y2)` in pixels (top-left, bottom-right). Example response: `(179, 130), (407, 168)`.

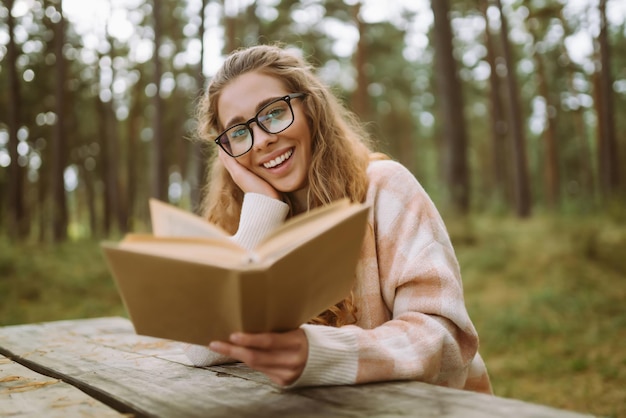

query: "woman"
(186, 44), (492, 394)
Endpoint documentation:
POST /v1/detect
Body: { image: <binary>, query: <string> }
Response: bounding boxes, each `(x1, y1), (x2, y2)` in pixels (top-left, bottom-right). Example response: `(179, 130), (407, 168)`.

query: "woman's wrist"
(231, 193), (289, 250)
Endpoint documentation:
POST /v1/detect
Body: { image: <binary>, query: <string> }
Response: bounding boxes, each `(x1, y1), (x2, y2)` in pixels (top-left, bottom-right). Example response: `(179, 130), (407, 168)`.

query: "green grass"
(0, 238), (126, 325)
(1, 213), (625, 417)
(449, 214), (626, 418)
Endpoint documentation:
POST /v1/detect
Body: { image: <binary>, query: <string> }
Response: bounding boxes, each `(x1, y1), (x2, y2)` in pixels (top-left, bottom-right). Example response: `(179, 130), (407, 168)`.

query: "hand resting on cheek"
(218, 150), (280, 200)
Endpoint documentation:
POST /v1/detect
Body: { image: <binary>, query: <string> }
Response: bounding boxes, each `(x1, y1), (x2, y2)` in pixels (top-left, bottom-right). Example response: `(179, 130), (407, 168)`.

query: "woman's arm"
(231, 193), (290, 250)
(288, 161), (486, 391)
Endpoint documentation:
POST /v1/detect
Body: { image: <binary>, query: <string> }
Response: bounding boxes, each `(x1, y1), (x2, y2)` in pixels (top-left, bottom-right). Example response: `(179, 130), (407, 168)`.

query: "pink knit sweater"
(184, 159), (492, 394)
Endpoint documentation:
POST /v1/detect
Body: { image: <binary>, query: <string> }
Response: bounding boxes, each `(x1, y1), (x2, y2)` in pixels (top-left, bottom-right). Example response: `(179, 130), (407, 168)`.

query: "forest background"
(0, 0), (625, 417)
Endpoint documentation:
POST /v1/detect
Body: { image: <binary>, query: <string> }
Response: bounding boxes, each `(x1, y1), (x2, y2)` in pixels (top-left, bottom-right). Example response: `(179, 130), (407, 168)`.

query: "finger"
(218, 149), (237, 173)
(230, 331), (305, 351)
(217, 150), (280, 198)
(246, 349), (307, 386)
(229, 332), (273, 349)
(209, 340), (306, 386)
(207, 340), (273, 364)
(207, 340), (234, 357)
(217, 148), (228, 164)
(211, 339), (305, 369)
(252, 366), (302, 387)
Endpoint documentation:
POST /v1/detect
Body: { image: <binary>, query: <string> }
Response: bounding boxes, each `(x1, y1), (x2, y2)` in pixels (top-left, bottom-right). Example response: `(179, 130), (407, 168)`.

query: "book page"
(254, 199), (369, 261)
(115, 235), (248, 268)
(149, 199), (229, 239)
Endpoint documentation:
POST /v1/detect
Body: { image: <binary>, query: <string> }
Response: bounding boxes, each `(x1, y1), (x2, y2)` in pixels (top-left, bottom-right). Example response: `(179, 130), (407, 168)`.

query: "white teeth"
(263, 149), (293, 169)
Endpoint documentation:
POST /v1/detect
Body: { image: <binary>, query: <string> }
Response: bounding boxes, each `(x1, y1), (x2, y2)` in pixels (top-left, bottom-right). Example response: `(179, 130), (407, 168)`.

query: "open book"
(101, 198), (369, 346)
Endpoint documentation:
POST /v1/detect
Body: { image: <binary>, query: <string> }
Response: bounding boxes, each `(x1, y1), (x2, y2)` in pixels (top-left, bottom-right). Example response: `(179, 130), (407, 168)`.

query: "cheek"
(235, 154), (254, 170)
(295, 121), (313, 149)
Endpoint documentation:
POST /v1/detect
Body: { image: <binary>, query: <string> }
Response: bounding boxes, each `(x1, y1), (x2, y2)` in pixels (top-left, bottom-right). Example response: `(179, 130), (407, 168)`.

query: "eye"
(229, 127), (248, 140)
(267, 107), (285, 119)
(260, 104), (287, 122)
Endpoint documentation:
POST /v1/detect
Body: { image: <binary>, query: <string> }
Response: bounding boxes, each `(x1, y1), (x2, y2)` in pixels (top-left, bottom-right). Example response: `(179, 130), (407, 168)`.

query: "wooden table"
(0, 317), (593, 417)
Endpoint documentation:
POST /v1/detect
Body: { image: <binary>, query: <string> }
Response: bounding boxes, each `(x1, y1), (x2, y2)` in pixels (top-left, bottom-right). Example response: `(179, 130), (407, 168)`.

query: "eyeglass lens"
(218, 97), (294, 157)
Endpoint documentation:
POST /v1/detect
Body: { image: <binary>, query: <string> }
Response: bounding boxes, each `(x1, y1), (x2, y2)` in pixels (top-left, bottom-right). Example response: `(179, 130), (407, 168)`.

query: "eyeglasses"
(215, 93), (306, 158)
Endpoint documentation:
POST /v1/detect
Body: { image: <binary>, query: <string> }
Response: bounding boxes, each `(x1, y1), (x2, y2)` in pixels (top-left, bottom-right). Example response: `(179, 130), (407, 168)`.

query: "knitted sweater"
(184, 159), (492, 394)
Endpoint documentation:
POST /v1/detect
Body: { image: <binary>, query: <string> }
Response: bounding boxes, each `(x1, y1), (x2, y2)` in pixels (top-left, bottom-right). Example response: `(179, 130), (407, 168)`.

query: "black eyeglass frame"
(214, 92), (306, 158)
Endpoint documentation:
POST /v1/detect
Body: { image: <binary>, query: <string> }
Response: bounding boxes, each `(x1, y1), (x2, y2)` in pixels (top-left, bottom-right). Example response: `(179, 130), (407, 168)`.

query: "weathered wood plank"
(0, 318), (367, 417)
(0, 354), (125, 417)
(0, 317), (593, 418)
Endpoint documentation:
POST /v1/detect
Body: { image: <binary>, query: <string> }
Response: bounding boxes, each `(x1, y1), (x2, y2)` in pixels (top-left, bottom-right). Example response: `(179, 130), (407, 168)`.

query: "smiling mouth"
(263, 149), (294, 169)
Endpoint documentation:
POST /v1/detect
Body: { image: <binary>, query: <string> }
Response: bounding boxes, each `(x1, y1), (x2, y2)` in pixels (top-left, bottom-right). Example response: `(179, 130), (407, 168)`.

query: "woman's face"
(217, 71), (312, 194)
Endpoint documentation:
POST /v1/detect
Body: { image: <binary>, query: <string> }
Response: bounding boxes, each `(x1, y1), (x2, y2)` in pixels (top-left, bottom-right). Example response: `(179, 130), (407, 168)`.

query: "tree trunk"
(223, 0), (238, 54)
(596, 0), (619, 198)
(481, 0), (510, 208)
(106, 31), (125, 232)
(352, 2), (370, 122)
(78, 163), (97, 237)
(6, 0), (29, 240)
(152, 0), (166, 200)
(37, 158), (48, 243)
(527, 26), (560, 209)
(495, 0), (532, 218)
(96, 61), (112, 236)
(126, 79), (143, 231)
(190, 0), (208, 213)
(558, 13), (595, 200)
(51, 0), (68, 241)
(431, 0), (470, 213)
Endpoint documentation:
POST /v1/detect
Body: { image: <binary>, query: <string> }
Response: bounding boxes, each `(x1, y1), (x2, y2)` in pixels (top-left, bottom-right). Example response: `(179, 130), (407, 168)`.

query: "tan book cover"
(101, 198), (369, 346)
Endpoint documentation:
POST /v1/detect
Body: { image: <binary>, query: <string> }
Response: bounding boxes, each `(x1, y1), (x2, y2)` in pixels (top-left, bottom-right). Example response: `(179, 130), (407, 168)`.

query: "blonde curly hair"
(195, 44), (385, 327)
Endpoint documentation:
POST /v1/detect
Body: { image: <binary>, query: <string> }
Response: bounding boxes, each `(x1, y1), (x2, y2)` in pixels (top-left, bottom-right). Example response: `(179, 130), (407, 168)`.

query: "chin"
(270, 175), (305, 193)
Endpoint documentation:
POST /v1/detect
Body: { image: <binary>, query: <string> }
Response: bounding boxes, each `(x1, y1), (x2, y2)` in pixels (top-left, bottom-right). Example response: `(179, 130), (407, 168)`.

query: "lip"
(259, 147), (295, 169)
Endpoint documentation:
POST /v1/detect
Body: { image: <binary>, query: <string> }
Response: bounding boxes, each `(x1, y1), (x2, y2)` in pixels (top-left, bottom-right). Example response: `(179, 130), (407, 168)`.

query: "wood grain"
(0, 317), (594, 418)
(0, 354), (125, 417)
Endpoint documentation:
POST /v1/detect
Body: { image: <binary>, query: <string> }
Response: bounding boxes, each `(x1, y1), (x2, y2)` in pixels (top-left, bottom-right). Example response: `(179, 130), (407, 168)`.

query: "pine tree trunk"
(224, 0), (238, 54)
(190, 0), (208, 213)
(96, 62), (112, 236)
(432, 0), (470, 213)
(152, 0), (166, 200)
(596, 0), (619, 198)
(107, 32), (125, 232)
(481, 0), (510, 208)
(51, 0), (68, 241)
(352, 2), (370, 122)
(567, 74), (595, 199)
(528, 29), (560, 208)
(126, 80), (143, 231)
(6, 0), (29, 240)
(495, 0), (532, 217)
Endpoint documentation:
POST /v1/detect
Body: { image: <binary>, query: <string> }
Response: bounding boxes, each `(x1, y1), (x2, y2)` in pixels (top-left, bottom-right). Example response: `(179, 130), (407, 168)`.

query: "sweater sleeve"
(232, 193), (290, 251)
(184, 193), (289, 367)
(288, 161), (484, 391)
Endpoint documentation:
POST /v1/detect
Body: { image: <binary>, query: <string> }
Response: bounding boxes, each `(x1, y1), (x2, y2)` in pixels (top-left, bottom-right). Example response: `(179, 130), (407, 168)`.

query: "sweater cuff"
(287, 324), (359, 388)
(183, 344), (236, 367)
(232, 193), (289, 251)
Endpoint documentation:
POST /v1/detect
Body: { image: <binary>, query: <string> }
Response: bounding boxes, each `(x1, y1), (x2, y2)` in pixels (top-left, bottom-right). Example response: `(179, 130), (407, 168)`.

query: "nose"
(251, 123), (277, 151)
